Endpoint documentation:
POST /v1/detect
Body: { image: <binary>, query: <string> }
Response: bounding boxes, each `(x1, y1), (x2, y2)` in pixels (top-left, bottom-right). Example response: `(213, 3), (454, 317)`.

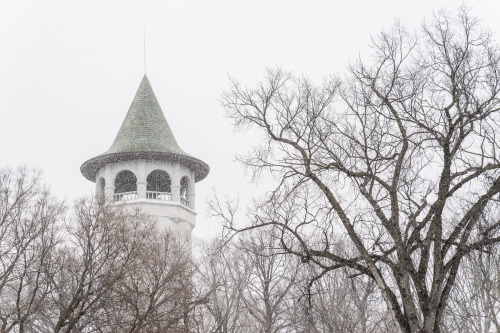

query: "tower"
(80, 75), (209, 234)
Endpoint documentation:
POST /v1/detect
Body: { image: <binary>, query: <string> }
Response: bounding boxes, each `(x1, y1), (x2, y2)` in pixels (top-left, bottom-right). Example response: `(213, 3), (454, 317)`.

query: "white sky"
(1, 0), (499, 239)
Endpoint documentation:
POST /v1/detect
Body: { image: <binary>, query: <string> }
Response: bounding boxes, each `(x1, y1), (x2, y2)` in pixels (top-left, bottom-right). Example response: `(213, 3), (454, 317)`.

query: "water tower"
(81, 75), (209, 234)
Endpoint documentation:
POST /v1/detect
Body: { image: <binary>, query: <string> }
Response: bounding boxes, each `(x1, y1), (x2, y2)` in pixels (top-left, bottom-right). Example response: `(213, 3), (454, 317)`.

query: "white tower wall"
(95, 159), (197, 234)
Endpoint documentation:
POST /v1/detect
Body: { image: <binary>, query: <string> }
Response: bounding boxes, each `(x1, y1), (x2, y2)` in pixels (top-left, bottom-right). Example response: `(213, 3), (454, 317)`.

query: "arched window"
(98, 177), (106, 195)
(180, 176), (189, 206)
(114, 170), (137, 201)
(146, 170), (171, 200)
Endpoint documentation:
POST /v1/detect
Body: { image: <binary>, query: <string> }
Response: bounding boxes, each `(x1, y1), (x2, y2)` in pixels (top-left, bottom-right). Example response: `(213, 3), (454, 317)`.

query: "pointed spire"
(81, 75), (209, 182)
(104, 75), (186, 156)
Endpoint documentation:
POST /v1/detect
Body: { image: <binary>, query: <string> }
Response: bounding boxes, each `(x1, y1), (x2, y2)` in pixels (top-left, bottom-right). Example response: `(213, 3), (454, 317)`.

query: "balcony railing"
(114, 191), (138, 202)
(146, 191), (172, 200)
(112, 191), (188, 207)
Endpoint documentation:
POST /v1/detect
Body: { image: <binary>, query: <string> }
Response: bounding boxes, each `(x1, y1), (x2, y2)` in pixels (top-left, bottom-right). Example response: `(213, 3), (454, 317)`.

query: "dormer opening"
(147, 170), (172, 200)
(114, 170), (137, 201)
(180, 176), (190, 207)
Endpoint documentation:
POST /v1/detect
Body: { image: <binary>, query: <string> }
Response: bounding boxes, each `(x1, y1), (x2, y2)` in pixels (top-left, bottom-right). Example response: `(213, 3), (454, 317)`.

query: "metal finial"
(144, 26), (147, 74)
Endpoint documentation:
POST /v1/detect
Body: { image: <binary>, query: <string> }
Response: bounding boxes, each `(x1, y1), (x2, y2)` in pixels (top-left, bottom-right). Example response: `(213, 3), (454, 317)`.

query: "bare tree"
(238, 229), (299, 333)
(36, 198), (151, 333)
(289, 261), (397, 333)
(196, 226), (301, 333)
(0, 167), (65, 333)
(196, 238), (251, 333)
(198, 222), (394, 333)
(221, 8), (500, 333)
(101, 230), (196, 333)
(0, 168), (203, 333)
(443, 213), (500, 332)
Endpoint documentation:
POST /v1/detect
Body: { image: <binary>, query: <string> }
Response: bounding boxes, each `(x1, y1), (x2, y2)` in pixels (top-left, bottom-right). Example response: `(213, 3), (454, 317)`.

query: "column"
(172, 164), (180, 202)
(187, 170), (196, 209)
(136, 160), (147, 199)
(104, 165), (114, 202)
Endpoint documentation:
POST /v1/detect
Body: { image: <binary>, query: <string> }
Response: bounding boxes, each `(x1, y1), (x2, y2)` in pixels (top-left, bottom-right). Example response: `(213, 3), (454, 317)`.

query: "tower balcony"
(96, 160), (197, 212)
(113, 190), (190, 207)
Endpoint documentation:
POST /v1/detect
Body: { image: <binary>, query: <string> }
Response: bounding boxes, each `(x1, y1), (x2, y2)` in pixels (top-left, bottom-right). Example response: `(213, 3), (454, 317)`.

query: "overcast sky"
(1, 0), (499, 239)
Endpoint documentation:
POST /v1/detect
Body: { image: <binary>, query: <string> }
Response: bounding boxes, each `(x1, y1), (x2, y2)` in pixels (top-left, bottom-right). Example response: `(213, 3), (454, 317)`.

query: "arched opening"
(180, 176), (189, 206)
(114, 170), (137, 201)
(98, 177), (106, 195)
(146, 170), (171, 200)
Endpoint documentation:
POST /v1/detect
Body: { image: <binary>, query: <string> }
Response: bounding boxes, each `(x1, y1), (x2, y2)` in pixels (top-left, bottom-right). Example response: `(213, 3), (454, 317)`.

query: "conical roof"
(81, 75), (209, 182)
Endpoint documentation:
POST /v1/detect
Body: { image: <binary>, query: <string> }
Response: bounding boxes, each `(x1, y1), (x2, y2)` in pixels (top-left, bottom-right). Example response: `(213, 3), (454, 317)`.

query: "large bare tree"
(222, 8), (500, 333)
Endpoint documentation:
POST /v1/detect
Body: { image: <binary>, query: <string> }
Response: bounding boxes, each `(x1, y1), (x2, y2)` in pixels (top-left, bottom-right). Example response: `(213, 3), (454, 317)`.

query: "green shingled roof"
(81, 75), (209, 182)
(106, 75), (186, 155)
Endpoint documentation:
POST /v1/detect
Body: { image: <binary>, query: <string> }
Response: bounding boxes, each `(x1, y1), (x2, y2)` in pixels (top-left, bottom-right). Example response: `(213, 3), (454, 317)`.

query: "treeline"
(0, 167), (193, 332)
(1, 167), (499, 332)
(196, 228), (500, 333)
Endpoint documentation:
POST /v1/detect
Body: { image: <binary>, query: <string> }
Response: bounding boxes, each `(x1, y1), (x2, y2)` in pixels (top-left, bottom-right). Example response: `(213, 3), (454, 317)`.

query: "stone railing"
(113, 191), (138, 201)
(146, 191), (172, 200)
(113, 191), (187, 206)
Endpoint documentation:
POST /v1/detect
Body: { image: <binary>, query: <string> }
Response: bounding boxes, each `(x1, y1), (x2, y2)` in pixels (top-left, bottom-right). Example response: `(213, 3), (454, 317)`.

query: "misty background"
(1, 0), (498, 238)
